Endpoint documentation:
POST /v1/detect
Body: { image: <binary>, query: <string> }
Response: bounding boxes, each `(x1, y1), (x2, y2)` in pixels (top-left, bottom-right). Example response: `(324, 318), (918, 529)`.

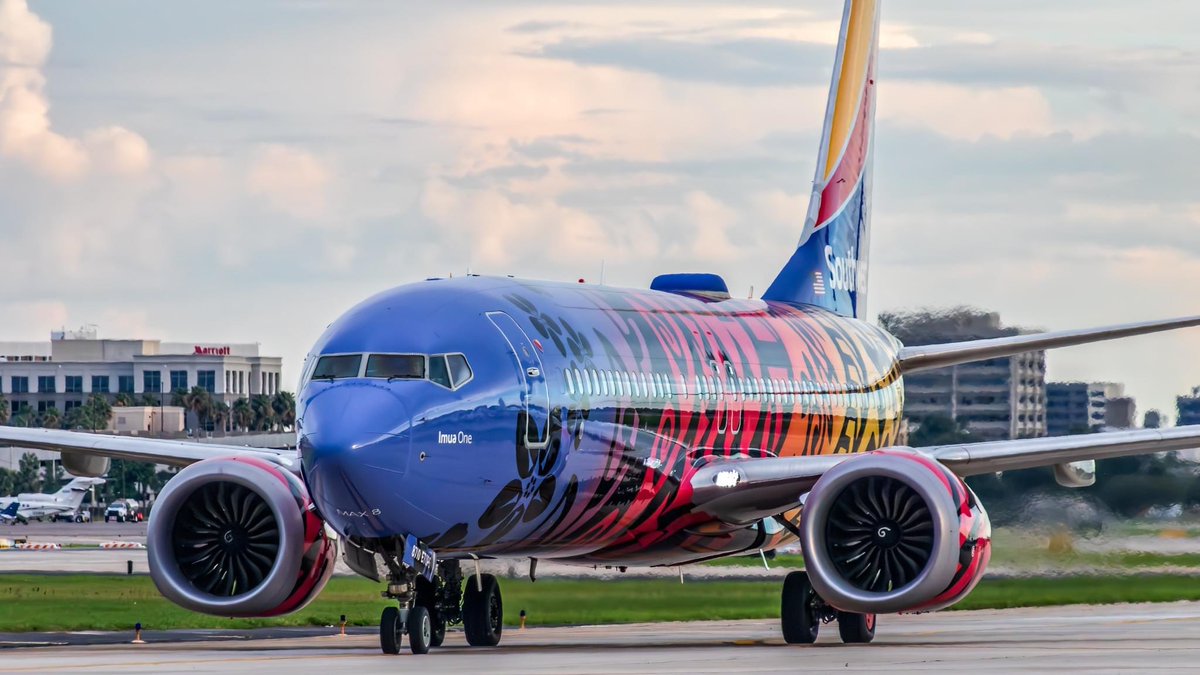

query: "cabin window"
(620, 371), (632, 397)
(564, 369), (576, 395)
(312, 354), (363, 380)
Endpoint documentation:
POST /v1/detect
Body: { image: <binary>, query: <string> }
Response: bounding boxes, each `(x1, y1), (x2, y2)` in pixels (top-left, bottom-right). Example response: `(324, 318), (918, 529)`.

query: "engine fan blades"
(171, 482), (281, 597)
(826, 477), (935, 593)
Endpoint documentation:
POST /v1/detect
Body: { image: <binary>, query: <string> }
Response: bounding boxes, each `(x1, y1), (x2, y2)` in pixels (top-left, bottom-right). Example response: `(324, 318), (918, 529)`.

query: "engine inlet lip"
(799, 453), (962, 615)
(148, 458), (306, 616)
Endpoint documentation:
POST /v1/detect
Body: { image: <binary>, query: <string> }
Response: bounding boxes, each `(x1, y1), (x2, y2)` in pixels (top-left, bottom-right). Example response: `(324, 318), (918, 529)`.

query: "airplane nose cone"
(299, 383), (412, 537)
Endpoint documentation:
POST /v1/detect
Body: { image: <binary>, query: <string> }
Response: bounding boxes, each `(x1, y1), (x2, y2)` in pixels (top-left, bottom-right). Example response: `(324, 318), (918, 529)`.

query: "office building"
(882, 309), (1046, 441)
(1046, 382), (1126, 436)
(1179, 388), (1200, 427)
(0, 327), (283, 430)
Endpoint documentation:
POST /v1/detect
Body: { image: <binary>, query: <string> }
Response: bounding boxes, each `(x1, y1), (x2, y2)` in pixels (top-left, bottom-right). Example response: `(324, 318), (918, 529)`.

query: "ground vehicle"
(102, 497), (136, 523)
(54, 510), (91, 523)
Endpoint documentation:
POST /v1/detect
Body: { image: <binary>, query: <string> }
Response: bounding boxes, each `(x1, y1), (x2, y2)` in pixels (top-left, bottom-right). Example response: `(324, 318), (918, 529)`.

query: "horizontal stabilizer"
(897, 315), (1200, 374)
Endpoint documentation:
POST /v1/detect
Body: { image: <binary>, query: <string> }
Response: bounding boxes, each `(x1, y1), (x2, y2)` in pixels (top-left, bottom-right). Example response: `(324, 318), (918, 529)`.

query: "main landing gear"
(780, 571), (875, 645)
(379, 559), (505, 655)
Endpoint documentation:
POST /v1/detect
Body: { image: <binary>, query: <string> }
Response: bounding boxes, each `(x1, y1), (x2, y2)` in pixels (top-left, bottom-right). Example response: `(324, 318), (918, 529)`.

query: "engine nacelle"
(148, 456), (338, 617)
(800, 449), (990, 614)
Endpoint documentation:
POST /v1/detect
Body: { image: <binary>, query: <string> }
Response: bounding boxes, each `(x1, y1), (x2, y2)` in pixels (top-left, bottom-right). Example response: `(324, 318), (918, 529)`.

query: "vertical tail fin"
(1, 502), (18, 519)
(762, 0), (881, 318)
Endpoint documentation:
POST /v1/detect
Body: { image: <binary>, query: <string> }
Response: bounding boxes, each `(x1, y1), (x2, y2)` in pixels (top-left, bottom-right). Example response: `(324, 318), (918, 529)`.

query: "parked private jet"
(0, 477), (105, 524)
(2, 0), (1199, 655)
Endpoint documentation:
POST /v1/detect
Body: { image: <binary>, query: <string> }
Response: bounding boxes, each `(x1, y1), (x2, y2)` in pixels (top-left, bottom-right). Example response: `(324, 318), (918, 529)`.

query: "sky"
(1, 0), (1198, 420)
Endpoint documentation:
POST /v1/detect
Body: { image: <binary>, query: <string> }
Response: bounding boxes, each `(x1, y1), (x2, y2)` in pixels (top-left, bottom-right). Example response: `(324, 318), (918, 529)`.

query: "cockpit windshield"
(306, 352), (472, 389)
(366, 354), (426, 380)
(312, 354), (362, 380)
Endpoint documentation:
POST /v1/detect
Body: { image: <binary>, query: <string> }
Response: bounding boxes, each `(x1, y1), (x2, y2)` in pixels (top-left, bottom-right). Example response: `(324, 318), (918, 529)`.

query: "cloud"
(246, 144), (332, 220)
(0, 0), (150, 180)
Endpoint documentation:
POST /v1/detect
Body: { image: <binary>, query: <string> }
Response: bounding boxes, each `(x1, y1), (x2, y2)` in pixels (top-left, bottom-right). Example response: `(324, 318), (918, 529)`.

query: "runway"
(3, 601), (1200, 674)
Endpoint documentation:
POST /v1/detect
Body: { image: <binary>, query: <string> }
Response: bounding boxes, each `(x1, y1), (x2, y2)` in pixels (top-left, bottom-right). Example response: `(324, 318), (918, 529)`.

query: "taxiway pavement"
(1, 601), (1199, 673)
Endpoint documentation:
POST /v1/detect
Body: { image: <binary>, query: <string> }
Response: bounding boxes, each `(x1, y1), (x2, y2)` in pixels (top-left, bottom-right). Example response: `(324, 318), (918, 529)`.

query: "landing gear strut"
(379, 557), (460, 655)
(378, 557), (505, 654)
(780, 571), (876, 644)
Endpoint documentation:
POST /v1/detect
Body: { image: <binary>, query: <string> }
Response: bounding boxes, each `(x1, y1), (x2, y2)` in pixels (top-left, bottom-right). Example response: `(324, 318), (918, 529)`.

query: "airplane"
(0, 477), (106, 524)
(1, 0), (1200, 656)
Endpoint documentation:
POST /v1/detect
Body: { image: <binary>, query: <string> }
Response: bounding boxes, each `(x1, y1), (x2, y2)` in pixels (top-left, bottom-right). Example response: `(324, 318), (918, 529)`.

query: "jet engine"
(147, 456), (338, 617)
(799, 449), (991, 614)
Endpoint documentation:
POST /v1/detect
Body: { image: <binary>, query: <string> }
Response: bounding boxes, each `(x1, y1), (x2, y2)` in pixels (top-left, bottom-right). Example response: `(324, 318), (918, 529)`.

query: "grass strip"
(1, 573), (1200, 632)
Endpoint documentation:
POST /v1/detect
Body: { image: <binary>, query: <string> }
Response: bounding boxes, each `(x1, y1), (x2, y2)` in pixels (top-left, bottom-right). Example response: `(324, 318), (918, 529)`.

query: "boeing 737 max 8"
(2, 0), (1199, 653)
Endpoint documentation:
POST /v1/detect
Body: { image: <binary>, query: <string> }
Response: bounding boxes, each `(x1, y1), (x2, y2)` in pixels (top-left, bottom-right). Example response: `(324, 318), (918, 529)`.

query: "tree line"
(0, 389), (296, 435)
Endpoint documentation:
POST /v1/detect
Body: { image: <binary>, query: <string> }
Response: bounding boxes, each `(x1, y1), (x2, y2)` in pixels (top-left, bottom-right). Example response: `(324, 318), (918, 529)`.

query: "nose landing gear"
(378, 558), (506, 655)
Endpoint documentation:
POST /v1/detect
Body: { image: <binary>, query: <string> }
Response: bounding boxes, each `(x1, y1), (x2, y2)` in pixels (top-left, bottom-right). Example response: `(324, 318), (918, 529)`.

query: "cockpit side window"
(312, 354), (362, 380)
(428, 355), (452, 388)
(365, 354), (426, 380)
(446, 354), (473, 388)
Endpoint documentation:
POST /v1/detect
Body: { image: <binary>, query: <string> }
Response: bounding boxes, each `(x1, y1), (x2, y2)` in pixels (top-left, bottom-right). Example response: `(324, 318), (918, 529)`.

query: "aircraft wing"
(897, 315), (1200, 374)
(690, 425), (1200, 525)
(0, 428), (299, 471)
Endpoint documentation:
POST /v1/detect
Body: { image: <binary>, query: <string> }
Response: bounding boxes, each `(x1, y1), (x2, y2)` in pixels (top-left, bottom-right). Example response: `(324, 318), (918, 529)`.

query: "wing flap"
(0, 428), (298, 471)
(897, 315), (1200, 374)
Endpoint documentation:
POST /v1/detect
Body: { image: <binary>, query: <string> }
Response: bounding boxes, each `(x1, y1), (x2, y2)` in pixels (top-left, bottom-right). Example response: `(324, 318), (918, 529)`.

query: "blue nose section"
(300, 383), (412, 537)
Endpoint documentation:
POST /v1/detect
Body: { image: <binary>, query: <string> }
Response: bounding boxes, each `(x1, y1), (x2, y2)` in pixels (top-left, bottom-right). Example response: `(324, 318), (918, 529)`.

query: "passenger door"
(487, 312), (550, 449)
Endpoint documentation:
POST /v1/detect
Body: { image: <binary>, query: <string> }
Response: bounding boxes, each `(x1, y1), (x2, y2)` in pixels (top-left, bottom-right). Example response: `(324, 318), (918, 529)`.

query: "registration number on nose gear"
(401, 534), (437, 581)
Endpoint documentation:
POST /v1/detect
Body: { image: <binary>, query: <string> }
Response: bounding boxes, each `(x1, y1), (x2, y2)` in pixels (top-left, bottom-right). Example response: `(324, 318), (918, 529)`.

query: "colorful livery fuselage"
(300, 277), (905, 566)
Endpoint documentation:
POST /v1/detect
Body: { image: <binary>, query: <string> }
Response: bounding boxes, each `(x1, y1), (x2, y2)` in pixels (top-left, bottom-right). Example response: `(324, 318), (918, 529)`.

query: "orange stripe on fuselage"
(824, 0), (878, 181)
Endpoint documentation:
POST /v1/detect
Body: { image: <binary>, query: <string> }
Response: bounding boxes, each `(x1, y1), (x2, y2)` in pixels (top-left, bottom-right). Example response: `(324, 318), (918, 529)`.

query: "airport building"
(0, 327), (284, 426)
(882, 309), (1047, 441)
(1045, 382), (1129, 436)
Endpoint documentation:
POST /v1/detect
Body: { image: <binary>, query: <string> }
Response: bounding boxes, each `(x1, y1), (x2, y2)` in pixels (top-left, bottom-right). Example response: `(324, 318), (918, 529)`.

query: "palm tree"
(84, 393), (113, 431)
(38, 406), (63, 429)
(0, 394), (9, 426)
(231, 397), (254, 432)
(170, 388), (188, 408)
(113, 392), (135, 407)
(183, 387), (213, 432)
(271, 391), (296, 431)
(10, 405), (34, 428)
(210, 400), (230, 435)
(64, 405), (89, 430)
(250, 394), (275, 432)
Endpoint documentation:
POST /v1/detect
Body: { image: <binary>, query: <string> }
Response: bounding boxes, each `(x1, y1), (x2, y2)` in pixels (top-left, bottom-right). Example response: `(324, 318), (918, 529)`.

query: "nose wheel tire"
(463, 573), (503, 647)
(781, 571), (821, 644)
(837, 611), (877, 644)
(408, 605), (433, 655)
(380, 606), (403, 655)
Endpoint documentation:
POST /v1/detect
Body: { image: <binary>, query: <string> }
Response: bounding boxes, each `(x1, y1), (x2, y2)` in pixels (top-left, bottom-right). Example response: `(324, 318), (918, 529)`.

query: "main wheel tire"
(837, 611), (877, 644)
(462, 573), (503, 647)
(380, 606), (403, 654)
(781, 571), (821, 644)
(408, 605), (432, 655)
